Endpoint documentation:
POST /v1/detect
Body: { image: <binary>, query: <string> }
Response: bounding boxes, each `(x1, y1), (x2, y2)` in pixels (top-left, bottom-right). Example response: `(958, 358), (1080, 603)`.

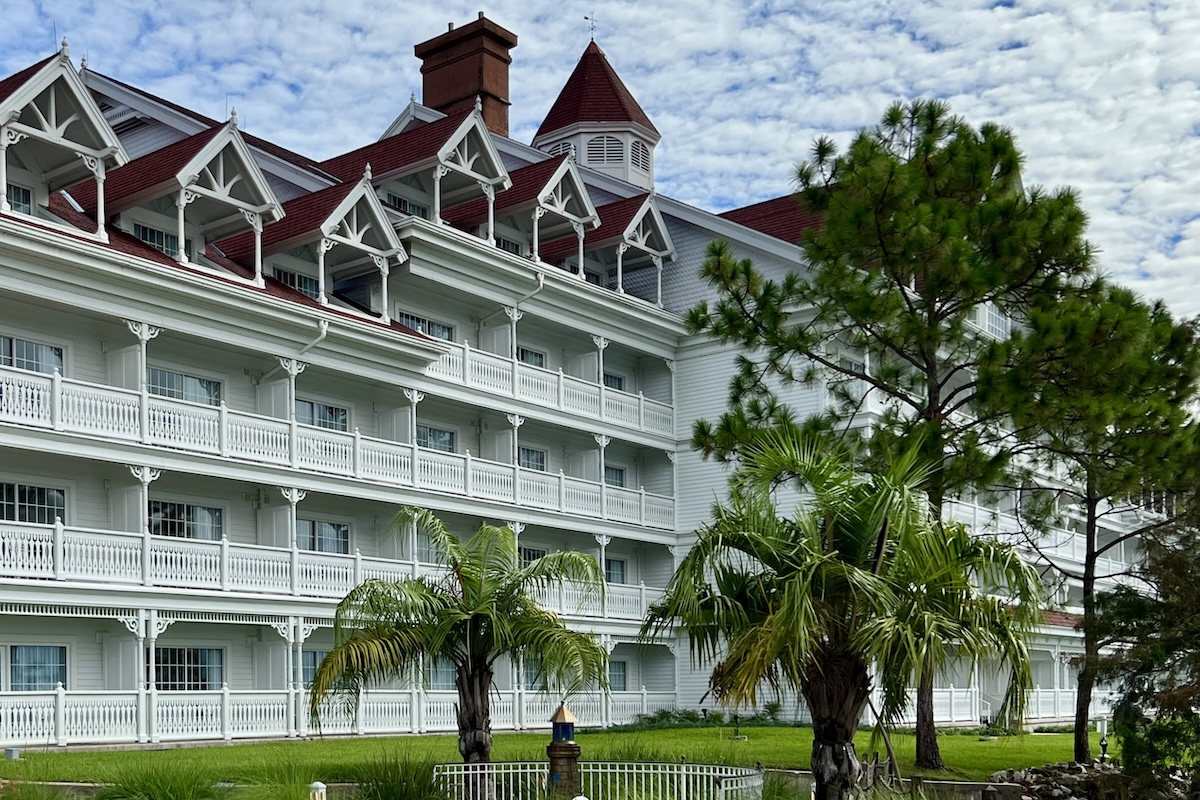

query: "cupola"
(532, 42), (659, 191)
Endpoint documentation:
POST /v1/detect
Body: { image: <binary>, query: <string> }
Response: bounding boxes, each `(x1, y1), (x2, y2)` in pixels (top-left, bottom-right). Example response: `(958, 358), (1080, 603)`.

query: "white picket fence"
(0, 365), (674, 530)
(435, 761), (763, 800)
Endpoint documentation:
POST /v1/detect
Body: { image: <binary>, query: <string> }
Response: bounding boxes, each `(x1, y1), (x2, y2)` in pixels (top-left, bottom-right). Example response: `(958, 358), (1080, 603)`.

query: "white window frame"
(517, 347), (546, 368)
(273, 266), (321, 300)
(416, 422), (458, 453)
(6, 182), (33, 215)
(384, 191), (430, 220)
(150, 645), (225, 691)
(518, 446), (548, 472)
(396, 310), (455, 341)
(296, 515), (352, 555)
(631, 140), (651, 172)
(0, 327), (70, 377)
(602, 371), (626, 392)
(295, 396), (351, 432)
(147, 361), (224, 407)
(4, 641), (71, 691)
(608, 659), (628, 692)
(147, 492), (228, 541)
(604, 464), (627, 489)
(301, 649), (329, 688)
(426, 656), (456, 691)
(0, 470), (74, 525)
(586, 135), (624, 165)
(519, 545), (547, 566)
(604, 557), (627, 584)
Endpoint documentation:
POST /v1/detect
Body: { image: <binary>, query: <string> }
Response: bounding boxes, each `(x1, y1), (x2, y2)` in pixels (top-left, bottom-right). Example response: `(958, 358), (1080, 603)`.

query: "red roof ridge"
(535, 42), (657, 140)
(0, 53), (58, 106)
(319, 110), (471, 182)
(442, 155), (568, 225)
(216, 180), (358, 260)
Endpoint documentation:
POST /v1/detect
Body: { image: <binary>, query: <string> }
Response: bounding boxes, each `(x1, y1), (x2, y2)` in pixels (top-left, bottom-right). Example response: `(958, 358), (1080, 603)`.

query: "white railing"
(794, 686), (980, 726)
(1025, 686), (1114, 720)
(0, 365), (674, 530)
(0, 686), (678, 747)
(0, 519), (664, 615)
(428, 340), (674, 437)
(436, 760), (763, 800)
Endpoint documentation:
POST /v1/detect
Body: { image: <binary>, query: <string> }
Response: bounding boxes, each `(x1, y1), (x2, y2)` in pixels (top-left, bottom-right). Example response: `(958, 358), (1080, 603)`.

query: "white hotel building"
(0, 17), (1112, 747)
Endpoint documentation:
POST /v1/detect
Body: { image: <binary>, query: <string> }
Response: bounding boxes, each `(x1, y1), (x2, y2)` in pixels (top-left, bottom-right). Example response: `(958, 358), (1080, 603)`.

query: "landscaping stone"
(989, 761), (1191, 800)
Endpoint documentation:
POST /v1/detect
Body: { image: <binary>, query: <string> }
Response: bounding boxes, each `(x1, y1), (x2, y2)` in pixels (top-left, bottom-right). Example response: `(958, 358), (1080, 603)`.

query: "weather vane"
(584, 13), (597, 41)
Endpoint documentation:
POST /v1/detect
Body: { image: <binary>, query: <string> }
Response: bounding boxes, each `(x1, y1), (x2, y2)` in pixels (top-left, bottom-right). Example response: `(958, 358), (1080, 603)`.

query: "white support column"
(594, 434), (610, 516)
(125, 320), (162, 442)
(504, 306), (523, 361)
(295, 619), (316, 737)
(79, 153), (107, 242)
(480, 181), (496, 245)
(146, 611), (173, 744)
(615, 243), (629, 294)
(592, 336), (608, 387)
(279, 487), (307, 595)
(317, 238), (336, 305)
(665, 359), (676, 406)
(572, 221), (585, 277)
(278, 358), (307, 466)
(403, 388), (424, 487)
(0, 129), (8, 213)
(176, 190), (197, 264)
(652, 255), (664, 308)
(242, 210), (264, 286)
(665, 451), (677, 500)
(508, 414), (524, 504)
(532, 207), (547, 262)
(126, 464), (162, 536)
(594, 534), (611, 618)
(432, 165), (450, 224)
(271, 620), (297, 737)
(120, 612), (148, 743)
(372, 255), (391, 323)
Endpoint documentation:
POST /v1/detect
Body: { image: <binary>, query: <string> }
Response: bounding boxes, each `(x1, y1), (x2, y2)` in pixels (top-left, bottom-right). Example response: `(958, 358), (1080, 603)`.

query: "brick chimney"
(414, 13), (519, 137)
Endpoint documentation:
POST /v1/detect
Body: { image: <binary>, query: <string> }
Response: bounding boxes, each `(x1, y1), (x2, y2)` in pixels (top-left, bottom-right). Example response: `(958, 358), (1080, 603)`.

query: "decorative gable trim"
(321, 172), (407, 261)
(177, 120), (283, 221)
(539, 153), (599, 228)
(437, 109), (511, 190)
(621, 194), (674, 260)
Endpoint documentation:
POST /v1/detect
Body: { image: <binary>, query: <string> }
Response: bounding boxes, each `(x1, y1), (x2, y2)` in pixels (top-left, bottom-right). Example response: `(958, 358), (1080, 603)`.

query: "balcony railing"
(0, 365), (674, 530)
(0, 685), (677, 747)
(427, 341), (674, 436)
(0, 519), (665, 618)
(436, 761), (763, 800)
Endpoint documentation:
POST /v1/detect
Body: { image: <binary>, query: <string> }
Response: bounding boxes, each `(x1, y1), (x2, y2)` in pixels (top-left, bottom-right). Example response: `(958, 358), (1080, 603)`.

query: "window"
(0, 482), (66, 524)
(6, 184), (32, 215)
(397, 312), (453, 341)
(427, 657), (456, 691)
(497, 236), (523, 255)
(517, 347), (546, 368)
(585, 271), (603, 286)
(415, 530), (439, 563)
(631, 141), (651, 172)
(604, 466), (626, 488)
(298, 519), (349, 554)
(602, 372), (625, 391)
(523, 661), (545, 691)
(518, 446), (547, 471)
(274, 267), (320, 300)
(149, 500), (223, 540)
(586, 135), (624, 165)
(604, 557), (626, 584)
(10, 645), (66, 691)
(546, 142), (572, 157)
(152, 647), (223, 690)
(519, 546), (547, 566)
(384, 193), (430, 220)
(295, 399), (348, 431)
(608, 660), (627, 692)
(148, 367), (221, 406)
(1, 335), (63, 375)
(416, 424), (455, 453)
(133, 223), (192, 259)
(838, 357), (868, 401)
(301, 650), (329, 688)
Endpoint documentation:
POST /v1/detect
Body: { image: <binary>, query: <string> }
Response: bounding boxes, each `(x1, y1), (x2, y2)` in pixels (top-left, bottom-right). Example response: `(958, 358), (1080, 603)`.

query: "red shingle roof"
(538, 192), (648, 262)
(69, 126), (223, 213)
(320, 111), (469, 182)
(0, 54), (56, 106)
(442, 156), (567, 225)
(536, 42), (657, 139)
(718, 194), (822, 244)
(1042, 610), (1083, 629)
(217, 181), (357, 261)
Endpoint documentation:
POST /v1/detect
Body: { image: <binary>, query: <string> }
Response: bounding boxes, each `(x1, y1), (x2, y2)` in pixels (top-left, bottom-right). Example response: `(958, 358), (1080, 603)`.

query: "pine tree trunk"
(805, 650), (871, 800)
(456, 657), (494, 764)
(1074, 488), (1099, 763)
(915, 667), (946, 770)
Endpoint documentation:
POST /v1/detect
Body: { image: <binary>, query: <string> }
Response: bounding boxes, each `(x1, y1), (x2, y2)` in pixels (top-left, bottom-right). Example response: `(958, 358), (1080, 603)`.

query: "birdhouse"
(550, 702), (577, 743)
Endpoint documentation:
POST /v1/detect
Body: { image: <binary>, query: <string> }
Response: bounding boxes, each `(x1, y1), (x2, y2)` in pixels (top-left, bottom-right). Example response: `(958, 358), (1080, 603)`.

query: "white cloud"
(2, 0), (1198, 315)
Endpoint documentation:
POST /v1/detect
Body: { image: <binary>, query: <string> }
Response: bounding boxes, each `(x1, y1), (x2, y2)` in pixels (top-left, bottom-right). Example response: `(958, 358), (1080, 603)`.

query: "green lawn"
(0, 727), (1104, 784)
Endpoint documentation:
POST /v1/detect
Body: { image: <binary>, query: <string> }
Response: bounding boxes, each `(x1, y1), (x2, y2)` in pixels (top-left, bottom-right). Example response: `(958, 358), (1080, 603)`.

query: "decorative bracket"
(665, 452), (676, 463)
(126, 465), (161, 485)
(507, 414), (525, 428)
(240, 209), (262, 233)
(119, 614), (144, 638)
(402, 388), (425, 405)
(506, 522), (526, 536)
(179, 189), (200, 207)
(277, 357), (307, 378)
(124, 319), (162, 344)
(593, 535), (612, 547)
(271, 622), (294, 643)
(320, 237), (338, 254)
(278, 487), (307, 506)
(78, 153), (102, 178)
(479, 182), (495, 201)
(591, 336), (609, 351)
(299, 622), (318, 643)
(503, 306), (524, 324)
(593, 434), (610, 449)
(152, 617), (174, 638)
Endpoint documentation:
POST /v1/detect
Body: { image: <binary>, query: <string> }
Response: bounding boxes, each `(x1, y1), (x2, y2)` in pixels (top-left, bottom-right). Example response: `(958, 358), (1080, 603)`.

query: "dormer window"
(133, 222), (192, 261)
(385, 192), (429, 220)
(497, 236), (523, 255)
(631, 141), (650, 172)
(6, 184), (31, 215)
(587, 135), (624, 165)
(273, 267), (320, 300)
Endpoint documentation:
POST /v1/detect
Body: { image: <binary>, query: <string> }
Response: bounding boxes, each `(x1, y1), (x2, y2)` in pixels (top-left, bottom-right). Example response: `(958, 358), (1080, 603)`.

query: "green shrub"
(352, 750), (445, 800)
(96, 761), (226, 800)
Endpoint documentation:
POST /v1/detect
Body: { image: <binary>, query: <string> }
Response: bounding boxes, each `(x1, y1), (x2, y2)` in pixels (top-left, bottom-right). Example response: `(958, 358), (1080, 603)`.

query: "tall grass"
(95, 761), (227, 800)
(352, 749), (446, 800)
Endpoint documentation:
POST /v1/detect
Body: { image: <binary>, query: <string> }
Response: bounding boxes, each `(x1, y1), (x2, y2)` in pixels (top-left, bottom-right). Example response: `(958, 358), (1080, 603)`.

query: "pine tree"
(979, 284), (1200, 762)
(689, 99), (1095, 769)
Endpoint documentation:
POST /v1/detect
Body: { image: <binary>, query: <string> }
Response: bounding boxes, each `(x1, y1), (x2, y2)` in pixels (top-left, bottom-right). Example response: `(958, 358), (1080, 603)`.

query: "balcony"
(427, 341), (674, 437)
(0, 518), (665, 619)
(0, 365), (674, 530)
(0, 686), (678, 747)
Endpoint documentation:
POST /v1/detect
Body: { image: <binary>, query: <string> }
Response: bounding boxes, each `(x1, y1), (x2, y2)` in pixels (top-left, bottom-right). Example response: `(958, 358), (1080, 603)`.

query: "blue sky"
(4, 1), (1198, 316)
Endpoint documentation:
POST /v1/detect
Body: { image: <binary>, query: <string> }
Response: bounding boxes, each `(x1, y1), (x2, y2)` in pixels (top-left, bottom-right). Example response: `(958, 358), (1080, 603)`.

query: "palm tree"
(642, 429), (1041, 800)
(309, 507), (609, 763)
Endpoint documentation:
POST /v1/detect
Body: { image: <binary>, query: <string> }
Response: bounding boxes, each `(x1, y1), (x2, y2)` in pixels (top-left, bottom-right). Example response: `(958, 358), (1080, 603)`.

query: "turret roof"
(535, 41), (657, 139)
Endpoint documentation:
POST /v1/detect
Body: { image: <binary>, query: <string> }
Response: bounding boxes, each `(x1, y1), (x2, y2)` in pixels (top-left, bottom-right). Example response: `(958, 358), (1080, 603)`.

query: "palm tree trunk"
(456, 658), (494, 763)
(805, 652), (871, 800)
(914, 667), (946, 770)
